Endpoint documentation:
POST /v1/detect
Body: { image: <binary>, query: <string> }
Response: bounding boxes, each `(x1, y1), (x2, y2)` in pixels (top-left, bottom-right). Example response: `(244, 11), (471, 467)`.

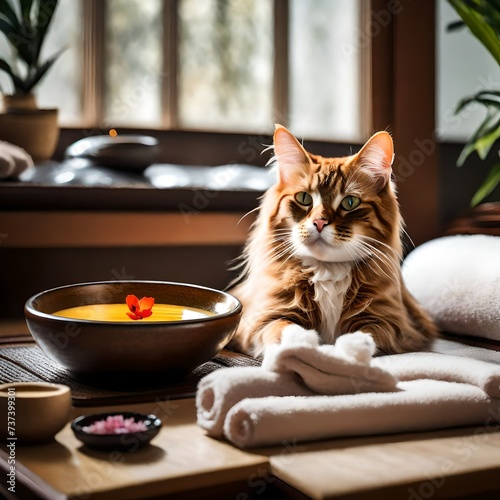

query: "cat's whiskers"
(272, 237), (295, 258)
(258, 242), (289, 263)
(359, 235), (402, 262)
(401, 228), (416, 250)
(258, 235), (295, 267)
(269, 230), (292, 240)
(357, 239), (395, 266)
(228, 230), (292, 274)
(354, 239), (399, 284)
(236, 206), (260, 226)
(265, 229), (299, 268)
(265, 241), (293, 261)
(359, 235), (401, 264)
(260, 246), (296, 271)
(350, 238), (390, 270)
(356, 239), (394, 268)
(275, 246), (300, 272)
(270, 229), (294, 243)
(343, 244), (364, 274)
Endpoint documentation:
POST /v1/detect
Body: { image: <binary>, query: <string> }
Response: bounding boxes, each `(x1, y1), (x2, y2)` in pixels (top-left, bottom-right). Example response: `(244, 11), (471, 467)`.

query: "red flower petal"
(139, 309), (152, 319)
(126, 311), (142, 320)
(138, 296), (155, 311)
(126, 295), (139, 312)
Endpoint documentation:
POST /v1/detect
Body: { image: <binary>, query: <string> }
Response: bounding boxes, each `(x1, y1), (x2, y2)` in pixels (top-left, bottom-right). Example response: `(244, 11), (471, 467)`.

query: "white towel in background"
(402, 234), (500, 341)
(0, 140), (33, 179)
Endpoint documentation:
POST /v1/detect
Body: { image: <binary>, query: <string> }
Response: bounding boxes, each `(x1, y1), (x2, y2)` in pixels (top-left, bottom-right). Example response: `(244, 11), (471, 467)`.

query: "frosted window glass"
(436, 0), (500, 142)
(289, 0), (363, 142)
(104, 0), (163, 127)
(178, 0), (273, 132)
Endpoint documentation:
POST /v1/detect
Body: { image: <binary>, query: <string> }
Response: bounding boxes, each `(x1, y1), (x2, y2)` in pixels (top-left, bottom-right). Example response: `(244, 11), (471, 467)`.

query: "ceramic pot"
(445, 202), (500, 236)
(0, 94), (59, 162)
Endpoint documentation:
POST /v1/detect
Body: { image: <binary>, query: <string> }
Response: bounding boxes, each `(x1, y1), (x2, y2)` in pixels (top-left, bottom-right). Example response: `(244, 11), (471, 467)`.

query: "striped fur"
(229, 127), (437, 357)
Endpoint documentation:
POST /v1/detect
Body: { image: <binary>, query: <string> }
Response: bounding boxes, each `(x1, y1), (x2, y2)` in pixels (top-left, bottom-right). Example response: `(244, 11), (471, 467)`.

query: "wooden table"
(2, 333), (500, 499)
(2, 399), (500, 500)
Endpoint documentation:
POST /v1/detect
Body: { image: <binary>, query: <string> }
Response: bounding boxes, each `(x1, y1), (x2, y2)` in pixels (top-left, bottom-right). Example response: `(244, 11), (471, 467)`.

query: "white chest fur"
(302, 259), (352, 343)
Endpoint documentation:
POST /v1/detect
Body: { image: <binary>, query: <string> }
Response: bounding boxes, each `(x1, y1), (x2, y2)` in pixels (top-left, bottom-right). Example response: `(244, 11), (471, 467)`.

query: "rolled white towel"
(196, 367), (313, 437)
(224, 380), (499, 448)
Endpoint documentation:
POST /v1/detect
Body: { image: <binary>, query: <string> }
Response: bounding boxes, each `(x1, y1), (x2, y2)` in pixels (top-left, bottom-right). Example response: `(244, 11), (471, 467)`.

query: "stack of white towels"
(197, 326), (500, 448)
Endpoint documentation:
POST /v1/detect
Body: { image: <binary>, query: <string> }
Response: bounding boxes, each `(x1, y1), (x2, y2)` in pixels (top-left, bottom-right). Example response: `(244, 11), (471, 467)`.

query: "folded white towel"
(262, 326), (398, 394)
(402, 235), (500, 341)
(224, 380), (499, 448)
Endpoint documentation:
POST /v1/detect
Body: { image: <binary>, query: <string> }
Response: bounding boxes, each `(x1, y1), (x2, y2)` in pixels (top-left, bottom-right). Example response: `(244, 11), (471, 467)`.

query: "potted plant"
(445, 0), (500, 235)
(0, 0), (62, 162)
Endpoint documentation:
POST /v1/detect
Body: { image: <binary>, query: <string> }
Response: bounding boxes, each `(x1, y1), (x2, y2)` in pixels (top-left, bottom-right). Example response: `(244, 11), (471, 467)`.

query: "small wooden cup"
(0, 382), (71, 444)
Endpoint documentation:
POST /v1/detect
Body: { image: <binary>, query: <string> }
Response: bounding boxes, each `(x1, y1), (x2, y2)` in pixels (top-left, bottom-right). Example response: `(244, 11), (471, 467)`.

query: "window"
(289, 0), (365, 141)
(34, 0), (84, 125)
(178, 0), (274, 132)
(11, 0), (367, 142)
(105, 0), (164, 127)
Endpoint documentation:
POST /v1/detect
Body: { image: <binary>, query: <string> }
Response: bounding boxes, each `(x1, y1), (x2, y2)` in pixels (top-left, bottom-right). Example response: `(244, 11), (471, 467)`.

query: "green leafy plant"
(0, 0), (61, 95)
(447, 0), (500, 206)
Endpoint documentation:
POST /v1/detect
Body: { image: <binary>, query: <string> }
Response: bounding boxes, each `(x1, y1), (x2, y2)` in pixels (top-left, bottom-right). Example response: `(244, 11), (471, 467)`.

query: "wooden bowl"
(25, 281), (242, 375)
(0, 382), (71, 443)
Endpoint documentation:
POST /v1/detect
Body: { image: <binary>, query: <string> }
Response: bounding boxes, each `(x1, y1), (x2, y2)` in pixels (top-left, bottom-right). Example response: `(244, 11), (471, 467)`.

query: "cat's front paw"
(281, 324), (320, 348)
(261, 323), (320, 370)
(334, 332), (375, 364)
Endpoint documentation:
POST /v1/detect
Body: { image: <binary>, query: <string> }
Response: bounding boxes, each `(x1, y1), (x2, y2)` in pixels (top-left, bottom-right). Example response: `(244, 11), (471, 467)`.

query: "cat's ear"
(273, 125), (310, 186)
(356, 131), (394, 191)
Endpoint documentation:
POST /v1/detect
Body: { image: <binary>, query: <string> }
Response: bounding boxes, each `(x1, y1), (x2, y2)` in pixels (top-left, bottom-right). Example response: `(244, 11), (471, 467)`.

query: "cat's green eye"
(341, 195), (361, 211)
(295, 192), (313, 206)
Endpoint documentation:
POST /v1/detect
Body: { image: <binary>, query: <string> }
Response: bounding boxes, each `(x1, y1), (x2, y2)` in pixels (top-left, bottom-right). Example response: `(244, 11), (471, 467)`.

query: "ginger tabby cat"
(229, 126), (437, 357)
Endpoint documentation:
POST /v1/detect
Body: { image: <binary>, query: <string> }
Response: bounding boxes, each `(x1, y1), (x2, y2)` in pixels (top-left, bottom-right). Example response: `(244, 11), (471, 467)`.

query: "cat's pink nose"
(313, 219), (328, 233)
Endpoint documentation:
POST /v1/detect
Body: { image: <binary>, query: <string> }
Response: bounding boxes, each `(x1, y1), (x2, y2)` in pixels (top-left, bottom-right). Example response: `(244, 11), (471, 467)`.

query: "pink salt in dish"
(71, 411), (162, 451)
(82, 414), (148, 434)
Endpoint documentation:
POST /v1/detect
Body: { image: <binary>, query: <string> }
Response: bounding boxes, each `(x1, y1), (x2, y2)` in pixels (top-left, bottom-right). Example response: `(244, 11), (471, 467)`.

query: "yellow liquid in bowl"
(53, 303), (214, 322)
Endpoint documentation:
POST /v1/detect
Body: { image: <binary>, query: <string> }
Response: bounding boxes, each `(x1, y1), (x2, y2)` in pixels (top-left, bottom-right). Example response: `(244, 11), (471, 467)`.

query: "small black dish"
(71, 411), (162, 451)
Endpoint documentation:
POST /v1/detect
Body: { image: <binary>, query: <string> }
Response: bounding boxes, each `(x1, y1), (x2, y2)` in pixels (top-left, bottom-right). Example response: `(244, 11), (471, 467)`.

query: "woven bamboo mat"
(0, 342), (260, 407)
